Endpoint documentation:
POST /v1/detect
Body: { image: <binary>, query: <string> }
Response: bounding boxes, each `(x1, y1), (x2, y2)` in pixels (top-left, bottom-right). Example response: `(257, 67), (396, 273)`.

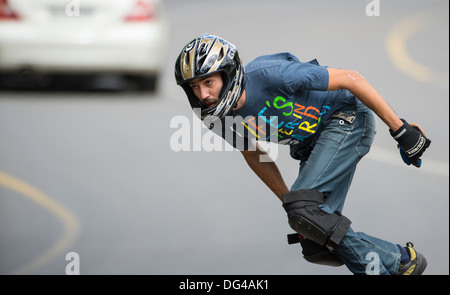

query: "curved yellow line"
(386, 9), (449, 88)
(0, 170), (80, 275)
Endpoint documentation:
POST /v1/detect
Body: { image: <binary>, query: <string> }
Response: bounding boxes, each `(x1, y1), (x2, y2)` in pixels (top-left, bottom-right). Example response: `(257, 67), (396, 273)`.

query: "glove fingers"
(400, 138), (430, 168)
(399, 147), (411, 166)
(411, 123), (426, 135)
(412, 158), (422, 168)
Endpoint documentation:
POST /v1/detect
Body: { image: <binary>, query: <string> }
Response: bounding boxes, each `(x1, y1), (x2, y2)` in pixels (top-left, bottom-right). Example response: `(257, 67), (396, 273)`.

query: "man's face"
(188, 72), (223, 109)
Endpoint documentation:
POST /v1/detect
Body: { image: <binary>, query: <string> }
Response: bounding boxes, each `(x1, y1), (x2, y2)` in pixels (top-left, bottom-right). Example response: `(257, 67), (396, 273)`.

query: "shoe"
(397, 242), (427, 275)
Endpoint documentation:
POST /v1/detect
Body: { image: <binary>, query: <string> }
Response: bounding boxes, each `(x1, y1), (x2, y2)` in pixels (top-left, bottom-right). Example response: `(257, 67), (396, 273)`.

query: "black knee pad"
(283, 189), (351, 251)
(288, 233), (344, 267)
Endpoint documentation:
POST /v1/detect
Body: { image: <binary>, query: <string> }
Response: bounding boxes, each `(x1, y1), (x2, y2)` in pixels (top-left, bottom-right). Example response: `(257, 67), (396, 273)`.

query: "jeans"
(290, 103), (401, 275)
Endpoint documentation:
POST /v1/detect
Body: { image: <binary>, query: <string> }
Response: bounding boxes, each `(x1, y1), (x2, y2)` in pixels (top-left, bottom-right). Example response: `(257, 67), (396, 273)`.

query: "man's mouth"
(204, 100), (218, 108)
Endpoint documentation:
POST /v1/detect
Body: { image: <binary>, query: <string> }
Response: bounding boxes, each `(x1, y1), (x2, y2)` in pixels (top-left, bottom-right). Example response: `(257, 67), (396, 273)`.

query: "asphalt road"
(0, 0), (448, 275)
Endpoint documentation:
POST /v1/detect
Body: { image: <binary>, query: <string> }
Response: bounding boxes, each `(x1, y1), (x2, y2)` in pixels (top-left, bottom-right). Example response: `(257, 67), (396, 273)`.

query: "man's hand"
(390, 119), (431, 167)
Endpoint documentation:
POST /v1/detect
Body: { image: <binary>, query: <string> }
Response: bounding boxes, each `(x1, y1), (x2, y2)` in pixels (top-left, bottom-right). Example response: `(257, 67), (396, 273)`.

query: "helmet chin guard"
(175, 34), (245, 121)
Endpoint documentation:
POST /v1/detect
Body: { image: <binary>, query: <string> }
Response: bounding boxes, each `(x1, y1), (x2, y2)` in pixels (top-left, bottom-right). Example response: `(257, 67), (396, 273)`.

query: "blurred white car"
(0, 0), (169, 90)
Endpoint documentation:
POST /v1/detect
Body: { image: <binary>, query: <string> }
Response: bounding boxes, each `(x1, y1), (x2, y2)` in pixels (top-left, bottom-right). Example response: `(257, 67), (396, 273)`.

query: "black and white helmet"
(175, 34), (245, 121)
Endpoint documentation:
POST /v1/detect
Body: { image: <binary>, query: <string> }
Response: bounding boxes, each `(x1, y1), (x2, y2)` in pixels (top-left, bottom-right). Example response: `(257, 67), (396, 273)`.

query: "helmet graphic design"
(175, 34), (245, 121)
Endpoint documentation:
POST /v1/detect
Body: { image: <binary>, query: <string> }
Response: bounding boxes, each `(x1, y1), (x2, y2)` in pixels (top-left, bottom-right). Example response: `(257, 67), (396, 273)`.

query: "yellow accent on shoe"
(403, 246), (417, 275)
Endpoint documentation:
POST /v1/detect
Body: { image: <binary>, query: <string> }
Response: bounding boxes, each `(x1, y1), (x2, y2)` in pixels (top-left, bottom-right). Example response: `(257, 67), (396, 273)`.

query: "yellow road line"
(0, 170), (80, 275)
(386, 9), (449, 89)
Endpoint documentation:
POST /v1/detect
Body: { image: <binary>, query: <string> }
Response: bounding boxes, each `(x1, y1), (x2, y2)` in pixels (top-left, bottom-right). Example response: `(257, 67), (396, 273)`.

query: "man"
(174, 34), (431, 275)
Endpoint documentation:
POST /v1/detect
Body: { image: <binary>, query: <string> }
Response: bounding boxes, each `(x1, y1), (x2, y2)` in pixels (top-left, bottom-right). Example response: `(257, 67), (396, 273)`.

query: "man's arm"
(327, 68), (431, 167)
(327, 68), (403, 132)
(240, 142), (289, 202)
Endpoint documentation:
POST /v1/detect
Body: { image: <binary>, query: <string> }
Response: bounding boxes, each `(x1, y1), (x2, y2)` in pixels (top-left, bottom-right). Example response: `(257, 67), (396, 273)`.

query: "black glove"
(390, 119), (431, 168)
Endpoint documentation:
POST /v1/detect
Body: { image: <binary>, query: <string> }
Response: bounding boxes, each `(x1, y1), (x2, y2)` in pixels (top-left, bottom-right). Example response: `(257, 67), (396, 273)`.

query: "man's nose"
(199, 86), (210, 100)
